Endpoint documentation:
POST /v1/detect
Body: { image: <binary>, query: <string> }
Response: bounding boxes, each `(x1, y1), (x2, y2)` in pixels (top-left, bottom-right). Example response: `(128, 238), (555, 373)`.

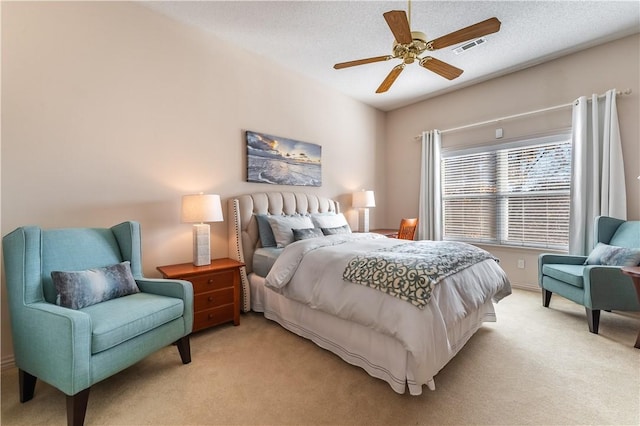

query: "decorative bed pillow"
(311, 213), (351, 232)
(51, 261), (140, 310)
(266, 215), (315, 248)
(293, 227), (324, 241)
(585, 243), (640, 266)
(321, 225), (352, 235)
(255, 214), (277, 247)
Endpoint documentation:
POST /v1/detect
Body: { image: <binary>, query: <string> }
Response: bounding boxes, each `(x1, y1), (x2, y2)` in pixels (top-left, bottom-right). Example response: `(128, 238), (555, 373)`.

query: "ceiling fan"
(333, 5), (501, 93)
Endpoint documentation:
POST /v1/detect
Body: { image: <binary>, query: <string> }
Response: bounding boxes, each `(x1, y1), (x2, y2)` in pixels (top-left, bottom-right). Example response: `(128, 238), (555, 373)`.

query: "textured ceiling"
(141, 1), (640, 111)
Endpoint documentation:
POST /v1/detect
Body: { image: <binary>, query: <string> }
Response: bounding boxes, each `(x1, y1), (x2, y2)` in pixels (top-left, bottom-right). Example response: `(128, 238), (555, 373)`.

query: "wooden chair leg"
(586, 308), (600, 334)
(19, 369), (37, 403)
(542, 289), (552, 307)
(66, 388), (90, 426)
(176, 336), (191, 364)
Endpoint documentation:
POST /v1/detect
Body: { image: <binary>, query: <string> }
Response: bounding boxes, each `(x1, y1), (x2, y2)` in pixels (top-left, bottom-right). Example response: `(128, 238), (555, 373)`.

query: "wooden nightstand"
(157, 258), (244, 333)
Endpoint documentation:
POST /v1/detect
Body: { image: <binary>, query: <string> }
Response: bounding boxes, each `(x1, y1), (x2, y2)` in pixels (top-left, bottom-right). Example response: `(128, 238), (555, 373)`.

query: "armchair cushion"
(541, 264), (585, 288)
(82, 292), (184, 354)
(584, 242), (640, 267)
(51, 261), (140, 310)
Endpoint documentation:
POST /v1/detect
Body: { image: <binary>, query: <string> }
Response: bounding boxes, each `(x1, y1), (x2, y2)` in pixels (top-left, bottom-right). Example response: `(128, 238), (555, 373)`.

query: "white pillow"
(311, 213), (351, 232)
(266, 215), (315, 248)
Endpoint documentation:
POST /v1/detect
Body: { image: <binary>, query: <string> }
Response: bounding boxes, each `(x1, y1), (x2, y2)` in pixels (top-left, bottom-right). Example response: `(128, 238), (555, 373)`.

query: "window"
(441, 132), (572, 250)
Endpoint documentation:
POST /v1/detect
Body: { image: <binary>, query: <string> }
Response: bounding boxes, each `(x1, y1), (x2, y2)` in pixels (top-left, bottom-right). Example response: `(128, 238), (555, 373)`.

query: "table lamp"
(181, 193), (223, 266)
(352, 190), (376, 232)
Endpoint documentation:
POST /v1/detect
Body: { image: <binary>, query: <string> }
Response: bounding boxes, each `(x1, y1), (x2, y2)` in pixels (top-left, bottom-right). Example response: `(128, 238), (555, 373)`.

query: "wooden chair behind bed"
(396, 218), (418, 240)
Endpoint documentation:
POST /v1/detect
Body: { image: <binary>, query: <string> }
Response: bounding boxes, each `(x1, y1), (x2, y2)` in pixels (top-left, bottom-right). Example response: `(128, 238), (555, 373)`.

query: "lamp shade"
(181, 194), (224, 223)
(352, 190), (376, 208)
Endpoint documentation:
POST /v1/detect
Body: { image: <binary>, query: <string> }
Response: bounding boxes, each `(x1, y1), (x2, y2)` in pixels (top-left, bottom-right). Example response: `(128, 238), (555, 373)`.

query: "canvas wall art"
(246, 130), (322, 186)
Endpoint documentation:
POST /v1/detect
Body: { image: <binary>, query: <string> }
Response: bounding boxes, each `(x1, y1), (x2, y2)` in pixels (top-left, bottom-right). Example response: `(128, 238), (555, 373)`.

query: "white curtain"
(569, 89), (627, 255)
(418, 130), (442, 241)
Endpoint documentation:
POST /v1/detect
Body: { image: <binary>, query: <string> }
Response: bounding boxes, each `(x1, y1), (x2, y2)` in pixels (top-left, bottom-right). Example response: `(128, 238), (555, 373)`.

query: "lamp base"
(192, 224), (211, 266)
(358, 208), (370, 233)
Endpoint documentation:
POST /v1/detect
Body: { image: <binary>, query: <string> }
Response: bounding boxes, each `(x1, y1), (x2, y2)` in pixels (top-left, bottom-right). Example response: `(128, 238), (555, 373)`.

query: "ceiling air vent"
(453, 37), (487, 55)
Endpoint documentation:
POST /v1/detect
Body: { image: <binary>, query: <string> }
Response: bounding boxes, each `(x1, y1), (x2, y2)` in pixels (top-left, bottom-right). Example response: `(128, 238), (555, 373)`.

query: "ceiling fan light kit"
(334, 7), (501, 93)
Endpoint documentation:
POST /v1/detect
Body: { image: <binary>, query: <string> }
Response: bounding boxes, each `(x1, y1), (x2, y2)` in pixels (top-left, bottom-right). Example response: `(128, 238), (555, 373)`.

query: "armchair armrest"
(539, 254), (587, 265)
(136, 278), (193, 301)
(583, 266), (639, 310)
(17, 303), (92, 395)
(136, 278), (194, 334)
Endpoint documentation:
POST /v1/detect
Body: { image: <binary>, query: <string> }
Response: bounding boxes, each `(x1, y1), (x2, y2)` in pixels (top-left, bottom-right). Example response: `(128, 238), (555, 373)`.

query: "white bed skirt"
(249, 273), (496, 395)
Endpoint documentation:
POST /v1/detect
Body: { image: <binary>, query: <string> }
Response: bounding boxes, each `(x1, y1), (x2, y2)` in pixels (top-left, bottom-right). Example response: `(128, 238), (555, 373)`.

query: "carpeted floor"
(2, 288), (639, 425)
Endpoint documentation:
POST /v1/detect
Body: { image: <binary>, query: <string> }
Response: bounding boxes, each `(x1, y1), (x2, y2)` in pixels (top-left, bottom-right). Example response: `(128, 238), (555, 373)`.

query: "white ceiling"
(141, 1), (640, 112)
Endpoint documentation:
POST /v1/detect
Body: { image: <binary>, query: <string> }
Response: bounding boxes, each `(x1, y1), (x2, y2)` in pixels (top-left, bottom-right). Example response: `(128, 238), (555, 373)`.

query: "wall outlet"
(517, 259), (525, 269)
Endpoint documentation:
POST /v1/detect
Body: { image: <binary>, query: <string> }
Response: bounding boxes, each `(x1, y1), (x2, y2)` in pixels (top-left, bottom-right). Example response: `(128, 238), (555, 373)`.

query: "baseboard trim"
(510, 282), (539, 292)
(2, 355), (16, 370)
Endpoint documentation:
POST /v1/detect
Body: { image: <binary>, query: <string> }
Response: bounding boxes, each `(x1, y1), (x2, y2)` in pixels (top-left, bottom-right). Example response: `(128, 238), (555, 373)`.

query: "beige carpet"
(2, 289), (639, 425)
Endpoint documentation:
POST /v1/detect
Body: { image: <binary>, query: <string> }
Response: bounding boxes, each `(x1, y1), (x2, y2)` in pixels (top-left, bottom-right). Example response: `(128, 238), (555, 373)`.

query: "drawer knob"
(208, 296), (214, 302)
(208, 279), (214, 284)
(208, 313), (214, 319)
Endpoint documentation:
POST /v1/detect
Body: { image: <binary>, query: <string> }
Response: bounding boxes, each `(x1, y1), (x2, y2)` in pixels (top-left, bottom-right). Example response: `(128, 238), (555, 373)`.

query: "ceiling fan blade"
(427, 17), (501, 50)
(334, 55), (393, 69)
(420, 57), (463, 80)
(383, 10), (412, 44)
(376, 64), (405, 93)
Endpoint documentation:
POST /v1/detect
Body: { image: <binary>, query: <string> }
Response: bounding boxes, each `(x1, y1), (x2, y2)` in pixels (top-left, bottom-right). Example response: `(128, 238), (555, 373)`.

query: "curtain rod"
(415, 88), (632, 138)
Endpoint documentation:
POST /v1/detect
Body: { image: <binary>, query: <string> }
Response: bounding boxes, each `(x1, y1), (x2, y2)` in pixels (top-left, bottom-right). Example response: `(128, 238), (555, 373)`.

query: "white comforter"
(265, 233), (512, 386)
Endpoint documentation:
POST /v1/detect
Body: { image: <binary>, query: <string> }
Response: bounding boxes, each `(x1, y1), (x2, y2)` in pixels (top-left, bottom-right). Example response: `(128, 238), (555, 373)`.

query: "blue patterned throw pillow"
(585, 243), (640, 267)
(292, 227), (324, 241)
(321, 225), (351, 235)
(51, 261), (140, 310)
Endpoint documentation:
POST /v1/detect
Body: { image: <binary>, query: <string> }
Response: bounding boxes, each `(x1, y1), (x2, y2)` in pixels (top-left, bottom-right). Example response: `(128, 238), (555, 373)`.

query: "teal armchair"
(2, 221), (194, 426)
(539, 216), (640, 334)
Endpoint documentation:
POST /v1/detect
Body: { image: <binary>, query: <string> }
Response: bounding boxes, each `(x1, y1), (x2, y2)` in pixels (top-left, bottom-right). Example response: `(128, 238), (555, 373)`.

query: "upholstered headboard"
(228, 192), (340, 311)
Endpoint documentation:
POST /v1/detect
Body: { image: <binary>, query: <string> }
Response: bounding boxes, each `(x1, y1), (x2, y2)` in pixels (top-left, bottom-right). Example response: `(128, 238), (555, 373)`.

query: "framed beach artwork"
(246, 130), (322, 186)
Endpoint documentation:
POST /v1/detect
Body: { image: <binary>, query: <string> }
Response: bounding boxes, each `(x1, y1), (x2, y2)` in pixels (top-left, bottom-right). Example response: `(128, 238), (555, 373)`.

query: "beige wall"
(0, 2), (386, 364)
(385, 33), (640, 290)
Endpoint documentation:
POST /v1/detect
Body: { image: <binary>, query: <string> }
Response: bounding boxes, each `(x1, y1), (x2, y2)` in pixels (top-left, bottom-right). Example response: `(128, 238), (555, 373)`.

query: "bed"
(228, 191), (511, 395)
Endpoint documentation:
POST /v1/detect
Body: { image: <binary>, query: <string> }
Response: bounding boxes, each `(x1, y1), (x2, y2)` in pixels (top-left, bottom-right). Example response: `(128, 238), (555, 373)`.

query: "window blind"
(442, 135), (572, 250)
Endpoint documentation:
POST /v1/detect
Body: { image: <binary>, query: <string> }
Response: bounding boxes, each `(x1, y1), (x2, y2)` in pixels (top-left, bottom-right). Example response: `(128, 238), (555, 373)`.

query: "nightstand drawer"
(189, 270), (235, 293)
(157, 258), (244, 332)
(193, 304), (235, 330)
(194, 288), (234, 311)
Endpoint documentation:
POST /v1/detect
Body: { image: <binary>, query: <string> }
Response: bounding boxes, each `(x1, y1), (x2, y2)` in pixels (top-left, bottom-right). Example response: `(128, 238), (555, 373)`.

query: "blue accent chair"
(539, 216), (640, 334)
(2, 221), (194, 426)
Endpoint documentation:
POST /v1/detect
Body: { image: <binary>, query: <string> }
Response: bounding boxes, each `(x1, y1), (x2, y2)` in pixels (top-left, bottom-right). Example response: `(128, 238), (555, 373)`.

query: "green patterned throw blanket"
(342, 241), (497, 309)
